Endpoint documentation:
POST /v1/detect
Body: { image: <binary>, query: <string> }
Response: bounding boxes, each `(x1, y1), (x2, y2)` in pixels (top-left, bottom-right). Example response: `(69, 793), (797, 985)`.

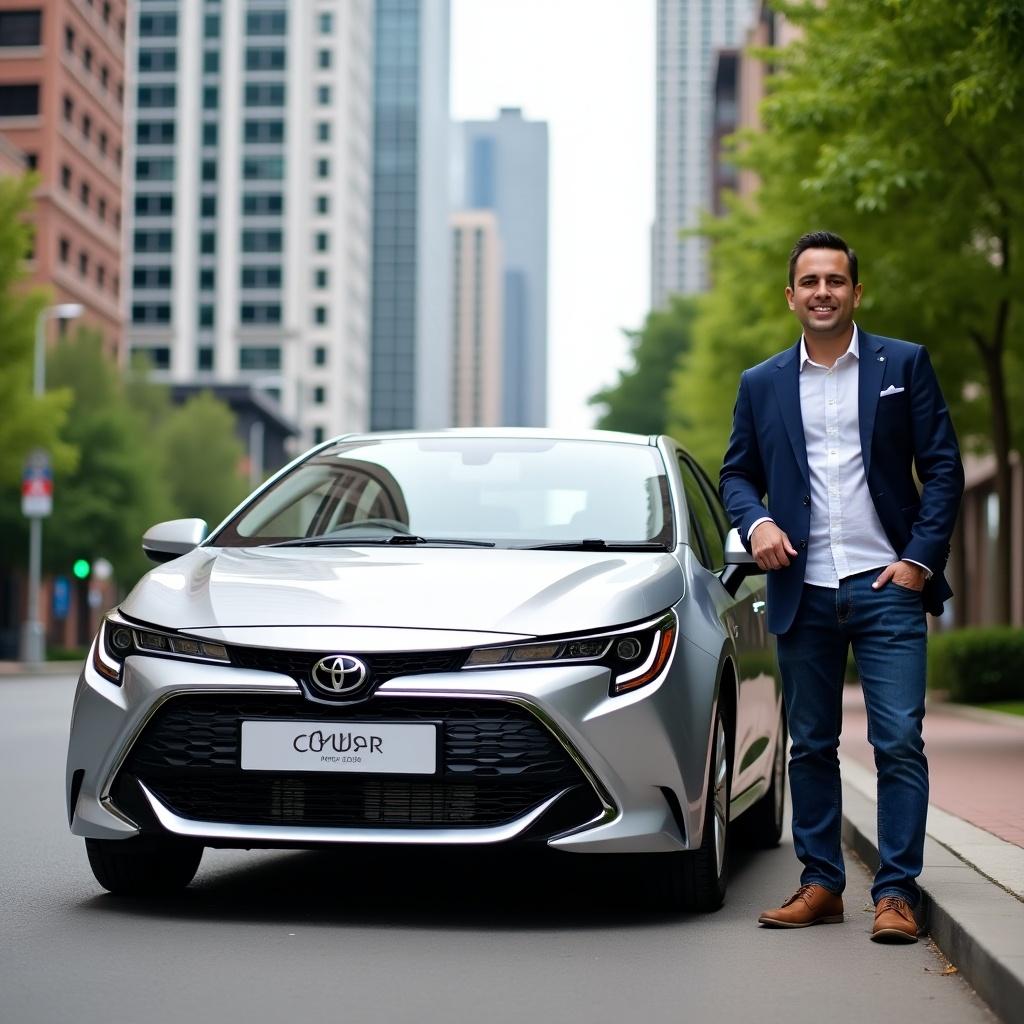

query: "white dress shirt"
(748, 326), (927, 587)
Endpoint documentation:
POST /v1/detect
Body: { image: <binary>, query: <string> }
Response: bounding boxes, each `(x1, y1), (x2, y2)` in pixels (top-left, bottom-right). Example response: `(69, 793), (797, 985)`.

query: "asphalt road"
(0, 673), (996, 1024)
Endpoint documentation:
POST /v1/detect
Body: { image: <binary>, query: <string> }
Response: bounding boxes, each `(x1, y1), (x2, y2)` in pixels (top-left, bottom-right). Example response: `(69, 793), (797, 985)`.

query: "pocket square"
(879, 385), (905, 397)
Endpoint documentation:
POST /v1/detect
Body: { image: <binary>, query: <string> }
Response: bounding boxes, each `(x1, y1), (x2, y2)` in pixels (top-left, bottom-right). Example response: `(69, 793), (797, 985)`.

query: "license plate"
(240, 720), (437, 775)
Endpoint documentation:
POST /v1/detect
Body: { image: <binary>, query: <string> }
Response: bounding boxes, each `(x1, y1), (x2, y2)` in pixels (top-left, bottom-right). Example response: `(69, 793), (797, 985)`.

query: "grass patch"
(974, 701), (1024, 717)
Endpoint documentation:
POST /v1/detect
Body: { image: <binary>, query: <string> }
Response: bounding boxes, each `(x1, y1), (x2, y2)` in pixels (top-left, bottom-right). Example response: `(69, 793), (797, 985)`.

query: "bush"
(928, 628), (1024, 703)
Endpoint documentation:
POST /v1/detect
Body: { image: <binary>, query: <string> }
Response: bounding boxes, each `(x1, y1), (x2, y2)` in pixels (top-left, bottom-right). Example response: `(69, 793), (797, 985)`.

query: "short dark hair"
(788, 231), (858, 288)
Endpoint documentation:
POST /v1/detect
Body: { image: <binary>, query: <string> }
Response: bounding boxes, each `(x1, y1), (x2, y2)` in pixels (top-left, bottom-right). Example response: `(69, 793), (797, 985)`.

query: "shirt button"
(799, 540), (807, 550)
(803, 495), (811, 506)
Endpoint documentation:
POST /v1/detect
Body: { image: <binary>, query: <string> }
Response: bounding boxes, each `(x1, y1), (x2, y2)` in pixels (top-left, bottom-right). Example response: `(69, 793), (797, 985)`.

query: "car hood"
(121, 545), (684, 639)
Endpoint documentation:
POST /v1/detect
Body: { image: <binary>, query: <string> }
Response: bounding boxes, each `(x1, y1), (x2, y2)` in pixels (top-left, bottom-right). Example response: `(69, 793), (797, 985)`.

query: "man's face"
(785, 248), (862, 337)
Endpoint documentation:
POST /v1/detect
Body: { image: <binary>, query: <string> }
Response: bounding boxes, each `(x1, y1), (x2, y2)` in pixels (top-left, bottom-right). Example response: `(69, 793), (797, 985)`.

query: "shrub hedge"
(928, 628), (1024, 703)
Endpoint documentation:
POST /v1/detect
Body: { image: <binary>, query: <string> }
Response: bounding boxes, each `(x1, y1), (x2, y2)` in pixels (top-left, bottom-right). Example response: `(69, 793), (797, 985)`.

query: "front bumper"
(67, 635), (718, 854)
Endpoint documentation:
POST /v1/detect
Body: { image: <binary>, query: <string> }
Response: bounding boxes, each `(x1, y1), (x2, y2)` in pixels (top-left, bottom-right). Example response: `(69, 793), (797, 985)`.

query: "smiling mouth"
(811, 306), (836, 314)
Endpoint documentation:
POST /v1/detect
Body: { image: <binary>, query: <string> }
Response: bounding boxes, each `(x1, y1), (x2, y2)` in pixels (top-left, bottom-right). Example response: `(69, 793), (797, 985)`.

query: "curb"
(0, 661), (83, 677)
(841, 768), (1024, 1024)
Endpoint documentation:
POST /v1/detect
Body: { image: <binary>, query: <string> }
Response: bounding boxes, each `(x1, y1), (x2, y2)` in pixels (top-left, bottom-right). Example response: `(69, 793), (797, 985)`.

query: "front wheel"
(85, 837), (203, 896)
(661, 709), (731, 912)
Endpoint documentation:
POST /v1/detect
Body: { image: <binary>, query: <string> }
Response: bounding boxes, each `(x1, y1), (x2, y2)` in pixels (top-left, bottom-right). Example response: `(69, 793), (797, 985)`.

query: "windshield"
(213, 437), (674, 549)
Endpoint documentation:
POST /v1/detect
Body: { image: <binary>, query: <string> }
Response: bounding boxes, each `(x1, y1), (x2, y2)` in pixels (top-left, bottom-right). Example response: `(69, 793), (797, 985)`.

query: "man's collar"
(799, 324), (859, 371)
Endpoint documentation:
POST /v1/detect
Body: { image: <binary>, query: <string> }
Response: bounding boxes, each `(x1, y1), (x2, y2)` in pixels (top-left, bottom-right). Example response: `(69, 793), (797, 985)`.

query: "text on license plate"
(240, 720), (437, 774)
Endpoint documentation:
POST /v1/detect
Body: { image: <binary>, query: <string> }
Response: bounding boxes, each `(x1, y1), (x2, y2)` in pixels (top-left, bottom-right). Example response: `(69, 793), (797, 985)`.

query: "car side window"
(692, 460), (731, 555)
(678, 455), (725, 571)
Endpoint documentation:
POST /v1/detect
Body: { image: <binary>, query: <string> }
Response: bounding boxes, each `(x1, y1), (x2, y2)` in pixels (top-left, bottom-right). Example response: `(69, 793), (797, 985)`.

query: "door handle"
(752, 600), (766, 615)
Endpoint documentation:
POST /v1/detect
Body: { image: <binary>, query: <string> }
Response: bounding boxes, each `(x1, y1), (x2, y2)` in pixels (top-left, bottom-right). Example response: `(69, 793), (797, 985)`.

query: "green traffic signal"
(72, 558), (91, 580)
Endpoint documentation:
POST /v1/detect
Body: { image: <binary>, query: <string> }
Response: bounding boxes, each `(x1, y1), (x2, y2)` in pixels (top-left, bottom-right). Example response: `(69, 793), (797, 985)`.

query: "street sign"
(52, 576), (70, 620)
(21, 449), (52, 518)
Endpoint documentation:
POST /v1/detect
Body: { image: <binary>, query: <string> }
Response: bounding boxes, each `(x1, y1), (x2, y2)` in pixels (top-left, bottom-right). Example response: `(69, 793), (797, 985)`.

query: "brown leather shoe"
(758, 883), (844, 928)
(871, 895), (919, 943)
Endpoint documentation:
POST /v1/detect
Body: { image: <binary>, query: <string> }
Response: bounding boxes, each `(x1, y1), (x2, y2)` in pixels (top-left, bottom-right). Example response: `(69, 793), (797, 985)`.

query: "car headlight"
(92, 611), (230, 684)
(463, 611), (677, 697)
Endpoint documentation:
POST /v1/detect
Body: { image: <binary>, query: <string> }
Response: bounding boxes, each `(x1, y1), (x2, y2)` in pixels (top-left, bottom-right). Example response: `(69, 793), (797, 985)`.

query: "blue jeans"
(776, 570), (928, 906)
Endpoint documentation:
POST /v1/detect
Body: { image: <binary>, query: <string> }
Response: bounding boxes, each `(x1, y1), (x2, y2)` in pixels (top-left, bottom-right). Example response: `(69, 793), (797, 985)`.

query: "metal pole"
(21, 311), (48, 664)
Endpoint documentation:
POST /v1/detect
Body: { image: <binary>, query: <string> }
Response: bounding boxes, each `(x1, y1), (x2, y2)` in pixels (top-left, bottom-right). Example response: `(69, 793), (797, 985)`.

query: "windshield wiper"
(522, 540), (670, 552)
(267, 535), (495, 548)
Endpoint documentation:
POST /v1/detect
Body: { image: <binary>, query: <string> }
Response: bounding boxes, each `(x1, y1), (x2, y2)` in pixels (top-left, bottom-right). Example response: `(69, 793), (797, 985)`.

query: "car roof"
(328, 427), (657, 446)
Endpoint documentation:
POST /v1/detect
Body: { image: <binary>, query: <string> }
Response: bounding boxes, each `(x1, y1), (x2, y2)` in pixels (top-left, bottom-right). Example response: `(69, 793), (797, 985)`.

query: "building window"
(97, 264), (106, 289)
(242, 192), (284, 215)
(246, 10), (287, 35)
(201, 160), (217, 182)
(313, 387), (326, 404)
(200, 232), (216, 255)
(133, 266), (172, 288)
(313, 346), (327, 366)
(314, 232), (329, 252)
(59, 237), (70, 263)
(315, 195), (329, 215)
(317, 49), (332, 69)
(313, 306), (328, 326)
(197, 348), (214, 371)
(131, 304), (172, 325)
(135, 193), (173, 216)
(138, 48), (177, 72)
(316, 158), (330, 178)
(239, 304), (282, 326)
(102, 1), (110, 24)
(239, 346), (282, 370)
(204, 14), (220, 37)
(136, 157), (175, 181)
(244, 119), (284, 144)
(245, 47), (286, 71)
(64, 25), (74, 53)
(314, 268), (328, 288)
(312, 427), (325, 445)
(198, 268), (215, 290)
(317, 85), (331, 105)
(79, 181), (90, 207)
(203, 50), (219, 73)
(81, 113), (92, 140)
(200, 194), (216, 218)
(98, 197), (107, 221)
(138, 85), (176, 109)
(78, 251), (89, 277)
(318, 12), (333, 34)
(139, 13), (178, 37)
(316, 121), (330, 142)
(133, 230), (173, 253)
(245, 83), (286, 107)
(242, 157), (284, 180)
(137, 121), (175, 145)
(98, 130), (108, 156)
(82, 46), (93, 71)
(0, 10), (42, 46)
(25, 152), (37, 169)
(100, 65), (109, 91)
(60, 164), (71, 190)
(241, 265), (283, 288)
(62, 94), (73, 121)
(133, 346), (171, 370)
(202, 86), (218, 110)
(198, 305), (214, 328)
(202, 123), (218, 147)
(241, 230), (283, 253)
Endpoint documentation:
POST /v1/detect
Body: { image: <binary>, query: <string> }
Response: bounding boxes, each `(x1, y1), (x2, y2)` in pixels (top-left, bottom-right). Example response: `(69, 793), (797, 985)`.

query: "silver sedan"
(66, 430), (783, 911)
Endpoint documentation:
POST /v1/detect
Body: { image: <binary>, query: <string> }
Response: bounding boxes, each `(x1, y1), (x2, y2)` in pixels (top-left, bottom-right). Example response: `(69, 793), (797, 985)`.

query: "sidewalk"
(0, 660), (82, 677)
(840, 684), (1024, 1024)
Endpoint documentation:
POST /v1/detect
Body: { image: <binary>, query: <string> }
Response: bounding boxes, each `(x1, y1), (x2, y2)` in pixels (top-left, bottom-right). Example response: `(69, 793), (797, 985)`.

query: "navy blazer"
(720, 330), (965, 635)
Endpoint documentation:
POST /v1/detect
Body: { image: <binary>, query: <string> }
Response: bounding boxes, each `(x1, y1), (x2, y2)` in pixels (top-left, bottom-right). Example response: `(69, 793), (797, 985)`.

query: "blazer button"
(799, 540), (807, 550)
(802, 495), (811, 506)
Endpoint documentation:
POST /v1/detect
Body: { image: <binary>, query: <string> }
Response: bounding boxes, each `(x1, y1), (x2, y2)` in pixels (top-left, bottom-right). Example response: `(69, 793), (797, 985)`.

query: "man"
(720, 231), (964, 943)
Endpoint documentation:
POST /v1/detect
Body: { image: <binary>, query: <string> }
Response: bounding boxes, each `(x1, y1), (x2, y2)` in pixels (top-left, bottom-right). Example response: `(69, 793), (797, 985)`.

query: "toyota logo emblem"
(311, 654), (369, 695)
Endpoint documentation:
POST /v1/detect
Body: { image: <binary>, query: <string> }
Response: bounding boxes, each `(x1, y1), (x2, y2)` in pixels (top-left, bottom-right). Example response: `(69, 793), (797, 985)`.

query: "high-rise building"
(0, 0), (128, 353)
(460, 108), (548, 427)
(124, 1), (374, 448)
(369, 0), (451, 431)
(651, 0), (755, 305)
(450, 209), (502, 427)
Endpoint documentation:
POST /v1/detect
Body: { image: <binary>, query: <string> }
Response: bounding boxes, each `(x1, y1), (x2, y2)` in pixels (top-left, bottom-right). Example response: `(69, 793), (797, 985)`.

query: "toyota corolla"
(66, 430), (783, 911)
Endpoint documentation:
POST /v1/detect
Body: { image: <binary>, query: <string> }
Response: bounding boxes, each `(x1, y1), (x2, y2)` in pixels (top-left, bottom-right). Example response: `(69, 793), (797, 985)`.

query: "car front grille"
(229, 647), (466, 685)
(118, 695), (599, 831)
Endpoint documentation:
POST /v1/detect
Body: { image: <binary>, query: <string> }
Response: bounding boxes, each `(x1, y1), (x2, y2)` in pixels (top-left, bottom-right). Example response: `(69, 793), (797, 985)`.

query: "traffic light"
(72, 558), (91, 580)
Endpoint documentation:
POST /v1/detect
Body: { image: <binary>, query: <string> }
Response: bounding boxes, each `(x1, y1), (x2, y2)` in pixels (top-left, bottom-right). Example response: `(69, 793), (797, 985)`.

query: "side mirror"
(142, 518), (208, 563)
(720, 527), (764, 596)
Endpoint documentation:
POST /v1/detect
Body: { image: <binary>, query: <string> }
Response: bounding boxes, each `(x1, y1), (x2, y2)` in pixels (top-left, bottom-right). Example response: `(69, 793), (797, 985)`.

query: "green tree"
(589, 296), (696, 436)
(157, 391), (250, 528)
(0, 174), (75, 486)
(669, 0), (1024, 619)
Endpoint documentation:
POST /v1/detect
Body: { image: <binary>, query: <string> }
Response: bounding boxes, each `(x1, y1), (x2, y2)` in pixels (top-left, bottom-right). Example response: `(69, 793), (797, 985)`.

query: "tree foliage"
(667, 0), (1024, 616)
(0, 174), (75, 486)
(589, 296), (696, 436)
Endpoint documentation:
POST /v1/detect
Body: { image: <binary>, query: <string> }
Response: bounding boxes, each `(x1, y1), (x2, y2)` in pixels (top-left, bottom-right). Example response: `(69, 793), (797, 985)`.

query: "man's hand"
(750, 521), (798, 571)
(872, 560), (926, 592)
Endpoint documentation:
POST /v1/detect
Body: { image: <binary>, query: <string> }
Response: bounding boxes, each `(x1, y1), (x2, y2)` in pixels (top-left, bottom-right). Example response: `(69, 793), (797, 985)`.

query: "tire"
(660, 709), (732, 913)
(736, 707), (787, 850)
(85, 837), (203, 896)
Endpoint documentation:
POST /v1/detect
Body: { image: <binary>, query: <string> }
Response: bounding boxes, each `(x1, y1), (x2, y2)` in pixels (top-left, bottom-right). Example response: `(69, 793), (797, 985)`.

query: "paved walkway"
(842, 684), (1024, 849)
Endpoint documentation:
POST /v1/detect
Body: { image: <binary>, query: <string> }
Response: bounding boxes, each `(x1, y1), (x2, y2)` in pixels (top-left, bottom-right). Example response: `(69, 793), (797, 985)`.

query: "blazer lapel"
(858, 331), (886, 479)
(772, 340), (810, 486)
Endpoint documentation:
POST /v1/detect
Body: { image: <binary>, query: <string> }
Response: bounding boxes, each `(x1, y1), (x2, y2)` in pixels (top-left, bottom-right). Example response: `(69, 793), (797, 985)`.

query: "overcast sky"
(450, 0), (655, 430)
